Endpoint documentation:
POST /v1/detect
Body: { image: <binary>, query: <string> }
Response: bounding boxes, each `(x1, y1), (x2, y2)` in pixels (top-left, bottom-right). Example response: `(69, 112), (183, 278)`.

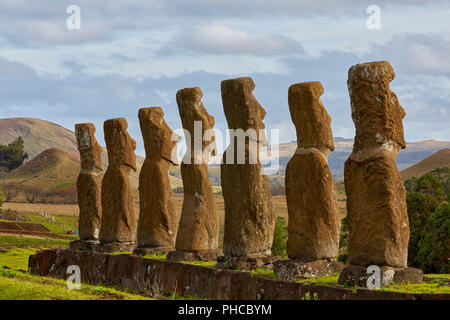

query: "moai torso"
(99, 118), (137, 244)
(286, 82), (340, 261)
(175, 87), (219, 252)
(220, 77), (275, 257)
(345, 61), (409, 267)
(75, 123), (103, 241)
(136, 107), (180, 248)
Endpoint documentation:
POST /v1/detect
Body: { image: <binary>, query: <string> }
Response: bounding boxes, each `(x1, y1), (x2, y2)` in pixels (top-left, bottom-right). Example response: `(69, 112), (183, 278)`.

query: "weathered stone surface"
(167, 249), (223, 262)
(70, 239), (135, 253)
(288, 82), (334, 152)
(345, 61), (409, 268)
(29, 249), (447, 300)
(338, 265), (423, 288)
(348, 61), (406, 153)
(274, 259), (344, 281)
(99, 118), (137, 245)
(69, 239), (99, 251)
(220, 77), (275, 257)
(75, 123), (102, 241)
(133, 246), (172, 256)
(216, 255), (281, 271)
(286, 82), (340, 261)
(136, 107), (180, 250)
(175, 87), (219, 253)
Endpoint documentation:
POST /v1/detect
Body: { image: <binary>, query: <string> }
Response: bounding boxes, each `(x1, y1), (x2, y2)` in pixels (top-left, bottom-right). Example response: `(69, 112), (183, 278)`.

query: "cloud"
(1, 0), (448, 48)
(160, 24), (304, 56)
(370, 33), (450, 75)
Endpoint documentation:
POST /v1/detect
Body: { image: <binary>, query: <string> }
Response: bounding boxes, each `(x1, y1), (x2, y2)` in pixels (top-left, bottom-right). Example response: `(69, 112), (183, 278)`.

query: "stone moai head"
(221, 77), (267, 144)
(138, 107), (180, 165)
(103, 118), (137, 171)
(75, 123), (103, 172)
(288, 81), (334, 152)
(176, 87), (216, 160)
(347, 61), (406, 152)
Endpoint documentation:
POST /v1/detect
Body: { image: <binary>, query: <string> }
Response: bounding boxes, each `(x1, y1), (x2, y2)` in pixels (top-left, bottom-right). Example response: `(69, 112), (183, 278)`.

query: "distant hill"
(1, 117), (449, 188)
(401, 149), (450, 181)
(0, 117), (183, 189)
(0, 118), (78, 160)
(0, 148), (79, 203)
(272, 139), (450, 181)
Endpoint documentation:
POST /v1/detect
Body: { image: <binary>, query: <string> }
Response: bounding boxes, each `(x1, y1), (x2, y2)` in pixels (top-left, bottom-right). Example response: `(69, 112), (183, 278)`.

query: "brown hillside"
(0, 117), (182, 188)
(1, 148), (80, 203)
(0, 118), (79, 160)
(2, 148), (79, 188)
(401, 148), (450, 180)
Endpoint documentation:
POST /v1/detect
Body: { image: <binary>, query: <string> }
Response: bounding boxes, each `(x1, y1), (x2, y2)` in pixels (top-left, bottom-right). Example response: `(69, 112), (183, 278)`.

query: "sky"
(0, 0), (449, 156)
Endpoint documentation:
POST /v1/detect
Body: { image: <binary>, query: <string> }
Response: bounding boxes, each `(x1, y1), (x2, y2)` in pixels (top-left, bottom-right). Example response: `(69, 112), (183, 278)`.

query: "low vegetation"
(271, 216), (288, 257)
(405, 168), (450, 273)
(0, 269), (151, 300)
(0, 136), (28, 172)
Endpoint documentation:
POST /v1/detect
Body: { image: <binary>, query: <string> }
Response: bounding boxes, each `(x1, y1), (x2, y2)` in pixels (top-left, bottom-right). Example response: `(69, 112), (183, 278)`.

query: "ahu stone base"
(28, 249), (449, 300)
(167, 249), (223, 262)
(338, 265), (423, 288)
(273, 259), (345, 281)
(70, 240), (136, 253)
(69, 240), (100, 251)
(215, 255), (281, 270)
(132, 246), (173, 256)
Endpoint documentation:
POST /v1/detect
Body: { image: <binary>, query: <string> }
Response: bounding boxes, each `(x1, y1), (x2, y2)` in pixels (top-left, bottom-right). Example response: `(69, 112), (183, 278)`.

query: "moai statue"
(133, 107), (181, 255)
(274, 82), (343, 280)
(167, 87), (221, 261)
(218, 77), (276, 270)
(69, 123), (103, 251)
(338, 61), (423, 287)
(99, 118), (137, 252)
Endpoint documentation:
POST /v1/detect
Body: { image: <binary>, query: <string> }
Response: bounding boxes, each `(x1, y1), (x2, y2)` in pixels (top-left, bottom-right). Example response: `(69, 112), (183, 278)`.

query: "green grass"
(248, 268), (278, 279)
(12, 212), (79, 235)
(142, 253), (167, 261)
(297, 274), (340, 286)
(381, 281), (450, 294)
(424, 274), (450, 279)
(0, 247), (37, 270)
(295, 273), (450, 294)
(180, 260), (216, 268)
(0, 234), (71, 247)
(0, 269), (152, 300)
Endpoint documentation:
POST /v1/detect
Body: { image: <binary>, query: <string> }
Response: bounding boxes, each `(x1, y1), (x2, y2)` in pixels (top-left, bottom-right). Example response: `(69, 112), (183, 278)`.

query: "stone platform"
(133, 246), (173, 256)
(69, 240), (135, 253)
(273, 259), (345, 281)
(167, 249), (223, 262)
(338, 265), (423, 288)
(28, 249), (448, 300)
(215, 255), (281, 270)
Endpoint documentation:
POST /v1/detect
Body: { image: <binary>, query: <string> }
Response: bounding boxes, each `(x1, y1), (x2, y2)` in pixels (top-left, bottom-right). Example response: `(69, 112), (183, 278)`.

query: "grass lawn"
(0, 242), (152, 300)
(0, 269), (152, 300)
(0, 234), (71, 248)
(0, 247), (37, 270)
(5, 212), (79, 235)
(296, 273), (450, 294)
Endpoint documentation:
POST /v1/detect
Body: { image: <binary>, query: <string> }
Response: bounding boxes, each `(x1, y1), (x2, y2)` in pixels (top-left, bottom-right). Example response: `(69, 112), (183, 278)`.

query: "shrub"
(416, 202), (450, 274)
(271, 216), (288, 257)
(406, 173), (446, 268)
(0, 136), (28, 171)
